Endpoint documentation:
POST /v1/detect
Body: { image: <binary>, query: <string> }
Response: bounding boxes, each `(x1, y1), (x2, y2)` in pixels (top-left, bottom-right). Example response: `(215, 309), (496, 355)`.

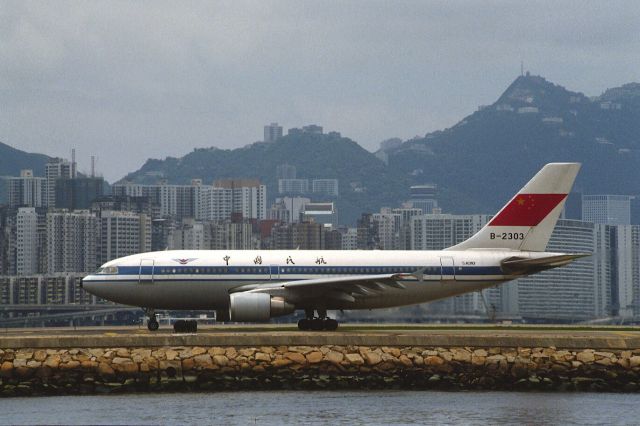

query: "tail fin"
(448, 163), (581, 252)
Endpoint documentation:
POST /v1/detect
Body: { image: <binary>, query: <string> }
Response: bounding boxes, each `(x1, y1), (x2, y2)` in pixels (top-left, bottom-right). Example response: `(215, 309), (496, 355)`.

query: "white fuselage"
(81, 249), (544, 311)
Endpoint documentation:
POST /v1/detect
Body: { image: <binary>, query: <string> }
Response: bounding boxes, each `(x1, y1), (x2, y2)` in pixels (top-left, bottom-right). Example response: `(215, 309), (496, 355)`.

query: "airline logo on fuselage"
(173, 258), (198, 265)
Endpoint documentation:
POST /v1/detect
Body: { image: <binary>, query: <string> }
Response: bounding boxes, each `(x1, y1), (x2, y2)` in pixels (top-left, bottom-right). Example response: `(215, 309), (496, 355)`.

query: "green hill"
(120, 132), (411, 224)
(0, 141), (50, 177)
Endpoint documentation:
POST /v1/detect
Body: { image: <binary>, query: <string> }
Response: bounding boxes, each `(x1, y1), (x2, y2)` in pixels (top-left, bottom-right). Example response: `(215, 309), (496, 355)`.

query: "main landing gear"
(145, 309), (159, 331)
(297, 308), (339, 331)
(173, 320), (198, 333)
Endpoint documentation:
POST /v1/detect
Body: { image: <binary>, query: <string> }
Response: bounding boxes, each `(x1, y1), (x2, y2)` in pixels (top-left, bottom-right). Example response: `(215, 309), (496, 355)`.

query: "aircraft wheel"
(310, 319), (324, 331)
(188, 320), (198, 333)
(297, 319), (310, 331)
(147, 319), (159, 331)
(173, 320), (185, 333)
(324, 319), (339, 331)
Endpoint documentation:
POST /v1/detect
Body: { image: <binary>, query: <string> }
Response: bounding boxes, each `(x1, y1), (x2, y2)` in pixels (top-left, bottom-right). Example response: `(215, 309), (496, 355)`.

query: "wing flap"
(229, 273), (410, 306)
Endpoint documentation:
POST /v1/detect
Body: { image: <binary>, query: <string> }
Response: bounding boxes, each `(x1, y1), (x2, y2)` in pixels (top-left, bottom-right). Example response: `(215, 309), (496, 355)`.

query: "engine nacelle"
(229, 293), (295, 322)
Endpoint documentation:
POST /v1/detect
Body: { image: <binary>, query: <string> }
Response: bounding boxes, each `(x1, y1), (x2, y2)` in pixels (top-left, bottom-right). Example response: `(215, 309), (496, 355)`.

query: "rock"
(112, 357), (131, 365)
(326, 351), (344, 364)
(306, 352), (323, 364)
(259, 346), (275, 354)
(15, 351), (33, 360)
(225, 348), (238, 359)
(363, 351), (382, 366)
(191, 347), (206, 356)
(209, 347), (226, 356)
(272, 358), (292, 367)
(13, 359), (27, 368)
(345, 353), (365, 365)
(595, 358), (612, 366)
(213, 355), (229, 366)
(381, 347), (401, 357)
(43, 355), (61, 369)
(255, 352), (271, 362)
(98, 362), (115, 376)
(413, 356), (424, 366)
(116, 348), (130, 358)
(398, 355), (413, 367)
(194, 354), (213, 368)
(33, 350), (47, 362)
(472, 356), (486, 366)
(621, 351), (632, 359)
(288, 346), (313, 354)
(424, 356), (445, 366)
(473, 349), (488, 357)
(285, 352), (307, 364)
(61, 360), (80, 370)
(238, 348), (255, 357)
(166, 350), (179, 361)
(182, 358), (195, 371)
(571, 361), (582, 368)
(0, 361), (13, 377)
(629, 356), (640, 368)
(451, 349), (471, 363)
(576, 350), (595, 363)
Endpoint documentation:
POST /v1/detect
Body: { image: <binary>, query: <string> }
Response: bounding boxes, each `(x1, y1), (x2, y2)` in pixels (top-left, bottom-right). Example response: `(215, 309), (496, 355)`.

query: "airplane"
(82, 163), (587, 333)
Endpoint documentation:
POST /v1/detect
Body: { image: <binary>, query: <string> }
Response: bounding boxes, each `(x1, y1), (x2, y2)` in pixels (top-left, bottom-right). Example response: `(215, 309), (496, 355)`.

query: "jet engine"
(229, 293), (295, 322)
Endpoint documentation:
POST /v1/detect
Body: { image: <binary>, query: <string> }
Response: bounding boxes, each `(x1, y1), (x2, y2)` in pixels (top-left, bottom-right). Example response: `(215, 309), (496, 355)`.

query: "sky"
(1, 1), (639, 181)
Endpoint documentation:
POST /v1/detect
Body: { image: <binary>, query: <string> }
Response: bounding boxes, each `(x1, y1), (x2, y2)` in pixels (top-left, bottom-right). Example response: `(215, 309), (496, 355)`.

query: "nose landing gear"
(145, 309), (159, 331)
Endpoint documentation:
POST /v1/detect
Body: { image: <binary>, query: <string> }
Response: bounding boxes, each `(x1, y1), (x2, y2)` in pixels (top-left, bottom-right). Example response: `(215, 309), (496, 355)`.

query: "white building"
(45, 158), (74, 207)
(341, 228), (358, 250)
(9, 170), (45, 208)
(278, 178), (309, 195)
(264, 122), (283, 143)
(194, 186), (233, 221)
(99, 210), (151, 263)
(312, 179), (339, 197)
(214, 179), (267, 220)
(16, 208), (38, 275)
(582, 195), (631, 225)
(47, 210), (98, 273)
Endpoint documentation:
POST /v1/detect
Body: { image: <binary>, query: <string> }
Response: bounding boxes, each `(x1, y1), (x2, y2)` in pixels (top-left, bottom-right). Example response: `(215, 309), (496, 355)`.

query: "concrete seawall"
(1, 326), (640, 396)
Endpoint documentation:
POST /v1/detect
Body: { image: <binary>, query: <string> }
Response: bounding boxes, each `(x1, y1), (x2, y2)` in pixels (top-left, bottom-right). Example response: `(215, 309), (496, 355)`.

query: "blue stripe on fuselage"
(101, 265), (503, 277)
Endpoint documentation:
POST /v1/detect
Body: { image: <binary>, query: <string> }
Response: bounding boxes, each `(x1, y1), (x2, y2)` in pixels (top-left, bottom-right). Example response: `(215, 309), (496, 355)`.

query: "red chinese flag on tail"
(488, 193), (567, 227)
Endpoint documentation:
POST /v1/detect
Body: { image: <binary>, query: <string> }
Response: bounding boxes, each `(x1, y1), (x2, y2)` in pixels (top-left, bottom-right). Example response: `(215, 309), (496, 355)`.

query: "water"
(1, 391), (638, 425)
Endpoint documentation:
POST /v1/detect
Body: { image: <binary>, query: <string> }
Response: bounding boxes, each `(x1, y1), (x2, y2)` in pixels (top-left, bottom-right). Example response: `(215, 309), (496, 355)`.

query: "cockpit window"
(97, 266), (119, 275)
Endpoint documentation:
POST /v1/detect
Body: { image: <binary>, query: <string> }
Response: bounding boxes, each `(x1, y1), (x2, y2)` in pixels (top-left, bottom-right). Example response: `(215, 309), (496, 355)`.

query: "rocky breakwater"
(1, 345), (640, 396)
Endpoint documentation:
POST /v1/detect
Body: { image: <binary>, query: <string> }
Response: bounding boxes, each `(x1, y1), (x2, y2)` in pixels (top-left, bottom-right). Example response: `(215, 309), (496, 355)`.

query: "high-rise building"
(214, 179), (267, 220)
(16, 208), (38, 275)
(209, 221), (256, 250)
(194, 186), (232, 221)
(45, 158), (74, 207)
(55, 177), (104, 210)
(278, 179), (309, 195)
(276, 164), (297, 180)
(341, 228), (358, 250)
(99, 210), (151, 263)
(582, 195), (631, 225)
(513, 220), (597, 321)
(47, 210), (98, 273)
(312, 179), (339, 197)
(264, 122), (283, 143)
(9, 170), (45, 208)
(407, 184), (438, 215)
(301, 202), (336, 227)
(410, 214), (489, 251)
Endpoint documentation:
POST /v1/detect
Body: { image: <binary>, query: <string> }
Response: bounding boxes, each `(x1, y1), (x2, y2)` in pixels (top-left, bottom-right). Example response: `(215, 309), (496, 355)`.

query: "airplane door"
(269, 265), (280, 281)
(440, 257), (455, 281)
(139, 259), (155, 285)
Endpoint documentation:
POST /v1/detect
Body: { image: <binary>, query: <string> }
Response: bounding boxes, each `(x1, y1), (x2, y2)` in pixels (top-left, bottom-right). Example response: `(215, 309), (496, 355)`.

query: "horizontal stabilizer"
(500, 253), (591, 275)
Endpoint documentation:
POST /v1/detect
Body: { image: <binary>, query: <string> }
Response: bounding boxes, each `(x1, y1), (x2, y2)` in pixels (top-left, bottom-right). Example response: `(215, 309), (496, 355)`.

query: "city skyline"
(2, 2), (640, 180)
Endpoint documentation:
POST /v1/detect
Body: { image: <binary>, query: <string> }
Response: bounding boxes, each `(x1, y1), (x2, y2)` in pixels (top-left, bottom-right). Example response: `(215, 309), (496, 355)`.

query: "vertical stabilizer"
(448, 163), (581, 252)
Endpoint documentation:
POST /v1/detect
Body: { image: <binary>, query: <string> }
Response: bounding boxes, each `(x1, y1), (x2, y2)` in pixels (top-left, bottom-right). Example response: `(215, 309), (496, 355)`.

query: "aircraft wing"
(229, 273), (410, 305)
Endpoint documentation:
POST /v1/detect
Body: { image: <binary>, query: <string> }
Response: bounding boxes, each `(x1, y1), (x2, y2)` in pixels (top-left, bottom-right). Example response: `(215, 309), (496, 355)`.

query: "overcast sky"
(1, 1), (639, 181)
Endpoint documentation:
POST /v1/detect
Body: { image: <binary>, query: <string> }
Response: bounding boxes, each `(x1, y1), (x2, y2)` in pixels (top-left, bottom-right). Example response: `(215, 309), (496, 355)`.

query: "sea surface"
(1, 391), (638, 425)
